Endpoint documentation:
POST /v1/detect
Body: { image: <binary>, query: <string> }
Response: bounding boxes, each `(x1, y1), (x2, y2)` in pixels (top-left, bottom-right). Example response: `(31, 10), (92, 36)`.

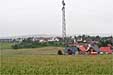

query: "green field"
(0, 42), (14, 49)
(0, 47), (113, 75)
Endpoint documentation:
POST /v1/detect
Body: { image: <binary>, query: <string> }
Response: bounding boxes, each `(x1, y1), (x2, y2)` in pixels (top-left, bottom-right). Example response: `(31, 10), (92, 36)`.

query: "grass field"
(0, 47), (113, 75)
(0, 42), (14, 49)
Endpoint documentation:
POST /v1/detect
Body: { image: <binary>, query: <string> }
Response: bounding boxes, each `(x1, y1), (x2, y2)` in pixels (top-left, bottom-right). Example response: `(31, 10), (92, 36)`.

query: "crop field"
(0, 47), (113, 75)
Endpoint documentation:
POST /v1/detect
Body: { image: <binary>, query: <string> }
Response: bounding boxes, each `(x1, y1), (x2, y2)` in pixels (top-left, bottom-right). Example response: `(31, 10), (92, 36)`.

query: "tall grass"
(0, 55), (113, 75)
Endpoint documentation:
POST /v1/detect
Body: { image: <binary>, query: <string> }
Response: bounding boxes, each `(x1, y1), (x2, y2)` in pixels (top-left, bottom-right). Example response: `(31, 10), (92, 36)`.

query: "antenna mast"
(62, 0), (66, 42)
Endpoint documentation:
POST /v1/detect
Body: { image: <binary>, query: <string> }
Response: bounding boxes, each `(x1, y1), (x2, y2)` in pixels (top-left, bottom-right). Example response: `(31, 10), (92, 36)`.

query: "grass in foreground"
(0, 47), (113, 75)
(0, 55), (113, 75)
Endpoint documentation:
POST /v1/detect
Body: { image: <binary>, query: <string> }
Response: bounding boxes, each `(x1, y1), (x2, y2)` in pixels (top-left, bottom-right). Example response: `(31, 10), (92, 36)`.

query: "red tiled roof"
(79, 46), (86, 51)
(100, 47), (112, 54)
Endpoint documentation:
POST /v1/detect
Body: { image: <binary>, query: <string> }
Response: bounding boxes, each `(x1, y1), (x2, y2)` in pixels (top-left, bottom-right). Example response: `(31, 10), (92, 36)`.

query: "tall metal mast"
(62, 0), (66, 42)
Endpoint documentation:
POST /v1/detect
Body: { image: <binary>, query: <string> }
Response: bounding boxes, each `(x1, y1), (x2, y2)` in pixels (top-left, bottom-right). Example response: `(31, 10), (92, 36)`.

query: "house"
(79, 44), (100, 55)
(39, 38), (49, 43)
(100, 47), (112, 54)
(48, 37), (60, 42)
(79, 45), (87, 54)
(37, 37), (60, 43)
(88, 46), (99, 55)
(79, 45), (86, 52)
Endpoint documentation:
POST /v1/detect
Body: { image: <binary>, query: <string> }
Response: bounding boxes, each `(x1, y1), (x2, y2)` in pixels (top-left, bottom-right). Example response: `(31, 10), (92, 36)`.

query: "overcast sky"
(0, 0), (113, 37)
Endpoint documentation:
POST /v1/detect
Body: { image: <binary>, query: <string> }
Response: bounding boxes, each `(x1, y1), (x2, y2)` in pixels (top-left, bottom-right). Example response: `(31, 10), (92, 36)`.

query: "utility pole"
(62, 0), (66, 44)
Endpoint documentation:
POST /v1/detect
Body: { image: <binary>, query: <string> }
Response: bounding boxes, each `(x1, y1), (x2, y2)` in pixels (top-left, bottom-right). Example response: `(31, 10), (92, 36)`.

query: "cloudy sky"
(0, 0), (113, 37)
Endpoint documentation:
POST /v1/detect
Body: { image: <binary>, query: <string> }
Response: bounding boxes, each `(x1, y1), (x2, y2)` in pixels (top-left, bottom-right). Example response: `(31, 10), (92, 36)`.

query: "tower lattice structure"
(62, 0), (66, 42)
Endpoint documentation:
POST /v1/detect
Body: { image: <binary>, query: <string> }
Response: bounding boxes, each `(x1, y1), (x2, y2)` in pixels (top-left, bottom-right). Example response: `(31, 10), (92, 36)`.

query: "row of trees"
(98, 39), (113, 47)
(12, 39), (63, 49)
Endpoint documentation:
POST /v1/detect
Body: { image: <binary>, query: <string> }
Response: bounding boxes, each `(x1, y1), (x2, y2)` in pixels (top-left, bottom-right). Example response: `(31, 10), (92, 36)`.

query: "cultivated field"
(0, 47), (113, 75)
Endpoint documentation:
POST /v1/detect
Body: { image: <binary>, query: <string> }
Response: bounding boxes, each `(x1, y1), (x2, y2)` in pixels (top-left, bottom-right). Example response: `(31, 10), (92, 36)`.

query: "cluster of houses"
(61, 35), (113, 55)
(63, 43), (113, 55)
(0, 37), (62, 43)
(32, 37), (61, 42)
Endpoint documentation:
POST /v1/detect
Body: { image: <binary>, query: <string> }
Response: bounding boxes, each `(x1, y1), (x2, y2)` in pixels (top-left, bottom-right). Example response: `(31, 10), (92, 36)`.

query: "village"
(0, 35), (113, 55)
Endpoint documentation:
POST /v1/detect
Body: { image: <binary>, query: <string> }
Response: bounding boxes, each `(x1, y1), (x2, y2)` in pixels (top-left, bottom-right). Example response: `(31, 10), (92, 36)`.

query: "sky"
(0, 0), (113, 37)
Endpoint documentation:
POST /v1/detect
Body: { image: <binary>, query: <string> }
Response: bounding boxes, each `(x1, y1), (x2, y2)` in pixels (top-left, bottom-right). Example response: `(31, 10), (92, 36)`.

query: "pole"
(62, 0), (66, 44)
(62, 0), (67, 54)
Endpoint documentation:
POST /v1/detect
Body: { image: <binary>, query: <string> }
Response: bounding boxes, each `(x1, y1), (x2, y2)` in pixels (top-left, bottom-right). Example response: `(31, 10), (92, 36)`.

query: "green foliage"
(12, 41), (64, 49)
(98, 39), (113, 47)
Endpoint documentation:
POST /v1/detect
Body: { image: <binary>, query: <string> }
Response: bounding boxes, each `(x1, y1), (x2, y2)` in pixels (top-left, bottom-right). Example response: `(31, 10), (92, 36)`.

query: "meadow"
(0, 42), (14, 49)
(0, 47), (113, 75)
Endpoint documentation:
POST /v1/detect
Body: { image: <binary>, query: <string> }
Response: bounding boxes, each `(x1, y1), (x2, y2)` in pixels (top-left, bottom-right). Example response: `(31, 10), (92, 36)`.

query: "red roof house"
(100, 47), (112, 54)
(79, 46), (86, 52)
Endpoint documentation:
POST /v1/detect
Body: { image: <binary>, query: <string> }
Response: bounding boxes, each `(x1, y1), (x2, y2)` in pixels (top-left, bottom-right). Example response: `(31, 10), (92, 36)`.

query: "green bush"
(12, 41), (64, 49)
